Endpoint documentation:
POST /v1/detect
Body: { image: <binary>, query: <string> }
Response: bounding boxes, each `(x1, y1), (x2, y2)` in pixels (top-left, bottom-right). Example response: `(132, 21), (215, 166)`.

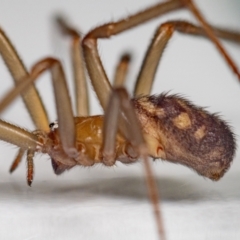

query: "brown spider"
(0, 0), (240, 239)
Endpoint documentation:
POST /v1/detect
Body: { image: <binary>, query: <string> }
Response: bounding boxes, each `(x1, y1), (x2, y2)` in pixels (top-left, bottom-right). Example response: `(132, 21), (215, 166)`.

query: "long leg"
(0, 57), (94, 183)
(102, 87), (165, 240)
(0, 119), (40, 150)
(82, 0), (185, 110)
(166, 20), (240, 43)
(56, 17), (90, 116)
(0, 28), (49, 131)
(0, 58), (93, 166)
(134, 20), (240, 96)
(134, 24), (173, 96)
(82, 0), (240, 111)
(183, 0), (240, 79)
(0, 27), (52, 173)
(83, 0), (239, 109)
(0, 57), (80, 182)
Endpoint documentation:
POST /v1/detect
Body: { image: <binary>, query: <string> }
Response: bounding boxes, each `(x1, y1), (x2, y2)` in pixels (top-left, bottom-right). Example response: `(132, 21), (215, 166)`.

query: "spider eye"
(49, 121), (58, 131)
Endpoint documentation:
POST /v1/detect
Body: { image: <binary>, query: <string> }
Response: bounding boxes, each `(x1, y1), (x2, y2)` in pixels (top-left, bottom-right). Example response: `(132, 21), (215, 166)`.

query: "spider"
(0, 0), (239, 239)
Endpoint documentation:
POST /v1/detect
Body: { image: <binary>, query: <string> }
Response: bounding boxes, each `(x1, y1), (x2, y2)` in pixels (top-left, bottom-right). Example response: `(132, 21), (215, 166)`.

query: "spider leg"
(31, 59), (86, 163)
(0, 57), (94, 180)
(26, 149), (35, 186)
(56, 17), (89, 116)
(102, 86), (137, 166)
(101, 89), (121, 166)
(83, 0), (240, 110)
(0, 28), (49, 130)
(0, 27), (52, 173)
(182, 0), (240, 79)
(9, 148), (24, 173)
(0, 119), (45, 186)
(82, 0), (185, 110)
(0, 58), (75, 152)
(113, 54), (131, 87)
(134, 20), (240, 96)
(0, 120), (39, 150)
(0, 58), (94, 166)
(102, 87), (165, 240)
(165, 20), (240, 44)
(134, 24), (173, 96)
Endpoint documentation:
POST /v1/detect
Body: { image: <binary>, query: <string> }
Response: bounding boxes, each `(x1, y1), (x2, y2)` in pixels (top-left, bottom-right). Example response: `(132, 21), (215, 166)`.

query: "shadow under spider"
(0, 173), (239, 204)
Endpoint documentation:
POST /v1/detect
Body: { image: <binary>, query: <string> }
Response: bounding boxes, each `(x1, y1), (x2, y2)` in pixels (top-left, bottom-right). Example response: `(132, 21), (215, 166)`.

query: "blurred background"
(0, 0), (239, 239)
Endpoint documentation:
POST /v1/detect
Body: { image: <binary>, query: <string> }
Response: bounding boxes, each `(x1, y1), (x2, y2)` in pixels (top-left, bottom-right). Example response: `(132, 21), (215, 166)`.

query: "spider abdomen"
(133, 94), (236, 180)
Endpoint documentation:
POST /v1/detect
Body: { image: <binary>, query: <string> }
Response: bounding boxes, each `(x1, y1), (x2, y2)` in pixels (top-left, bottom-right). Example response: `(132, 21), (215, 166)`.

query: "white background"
(0, 0), (239, 239)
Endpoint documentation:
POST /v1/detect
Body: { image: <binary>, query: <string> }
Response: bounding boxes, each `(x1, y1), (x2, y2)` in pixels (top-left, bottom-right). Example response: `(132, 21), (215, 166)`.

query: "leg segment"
(182, 0), (240, 79)
(56, 17), (89, 116)
(0, 58), (93, 166)
(113, 54), (131, 87)
(9, 149), (24, 173)
(50, 60), (76, 155)
(102, 87), (165, 240)
(102, 87), (140, 165)
(27, 149), (35, 186)
(0, 119), (49, 185)
(0, 27), (52, 176)
(83, 0), (240, 110)
(82, 0), (185, 110)
(0, 58), (75, 154)
(166, 20), (240, 43)
(134, 20), (240, 96)
(101, 89), (121, 166)
(0, 119), (40, 150)
(31, 59), (81, 161)
(134, 24), (174, 96)
(0, 28), (49, 131)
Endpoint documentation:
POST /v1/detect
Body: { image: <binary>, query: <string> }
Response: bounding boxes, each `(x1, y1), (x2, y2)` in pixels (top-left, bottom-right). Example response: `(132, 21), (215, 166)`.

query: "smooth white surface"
(0, 0), (239, 239)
